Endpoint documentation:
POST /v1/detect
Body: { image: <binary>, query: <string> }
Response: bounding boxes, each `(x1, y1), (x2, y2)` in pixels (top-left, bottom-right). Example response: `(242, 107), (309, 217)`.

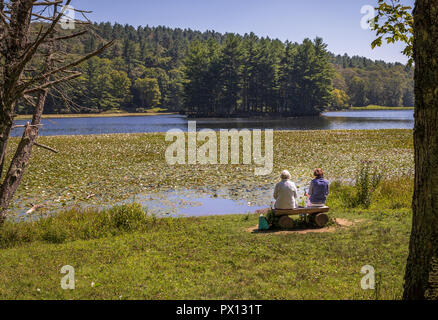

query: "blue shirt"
(309, 178), (329, 204)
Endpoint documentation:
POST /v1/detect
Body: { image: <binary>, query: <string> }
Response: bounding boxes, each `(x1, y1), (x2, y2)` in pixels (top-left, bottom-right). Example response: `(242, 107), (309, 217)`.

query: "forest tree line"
(183, 35), (334, 116)
(20, 22), (413, 115)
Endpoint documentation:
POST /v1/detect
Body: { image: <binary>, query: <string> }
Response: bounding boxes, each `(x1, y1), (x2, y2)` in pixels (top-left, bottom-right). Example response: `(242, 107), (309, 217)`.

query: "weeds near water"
(354, 161), (383, 209)
(0, 203), (156, 248)
(327, 175), (412, 211)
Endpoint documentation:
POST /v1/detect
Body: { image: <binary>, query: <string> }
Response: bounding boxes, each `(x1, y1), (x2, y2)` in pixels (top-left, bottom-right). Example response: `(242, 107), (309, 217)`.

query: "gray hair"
(281, 170), (291, 180)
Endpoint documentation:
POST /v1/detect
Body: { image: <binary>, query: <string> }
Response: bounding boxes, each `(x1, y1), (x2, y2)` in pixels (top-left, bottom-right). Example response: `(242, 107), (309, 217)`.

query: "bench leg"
(278, 216), (294, 229)
(311, 213), (329, 228)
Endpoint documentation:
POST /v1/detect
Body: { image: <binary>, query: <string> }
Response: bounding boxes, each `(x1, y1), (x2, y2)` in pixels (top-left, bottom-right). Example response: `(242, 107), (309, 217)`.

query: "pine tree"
(217, 34), (243, 115)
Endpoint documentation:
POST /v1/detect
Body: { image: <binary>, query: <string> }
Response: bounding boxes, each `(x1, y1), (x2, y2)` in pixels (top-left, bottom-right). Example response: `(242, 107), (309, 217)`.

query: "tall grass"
(0, 203), (162, 249)
(327, 176), (413, 210)
(354, 161), (383, 208)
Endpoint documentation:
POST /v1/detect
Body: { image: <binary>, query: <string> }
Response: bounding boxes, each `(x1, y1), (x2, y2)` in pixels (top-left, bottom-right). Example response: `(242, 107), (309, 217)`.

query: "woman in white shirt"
(273, 170), (298, 209)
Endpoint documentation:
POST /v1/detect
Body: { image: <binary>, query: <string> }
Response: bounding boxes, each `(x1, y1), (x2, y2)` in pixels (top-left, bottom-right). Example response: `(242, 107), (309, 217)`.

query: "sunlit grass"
(327, 176), (413, 210)
(0, 203), (154, 248)
(0, 206), (411, 300)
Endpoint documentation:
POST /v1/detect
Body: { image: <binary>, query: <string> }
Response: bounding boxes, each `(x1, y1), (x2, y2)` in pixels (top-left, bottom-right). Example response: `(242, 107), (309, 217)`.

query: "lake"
(12, 110), (414, 137)
(124, 189), (269, 218)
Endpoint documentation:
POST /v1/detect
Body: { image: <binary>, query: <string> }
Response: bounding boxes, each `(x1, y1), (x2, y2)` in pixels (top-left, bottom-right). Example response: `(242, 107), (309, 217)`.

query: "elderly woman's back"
(274, 170), (298, 209)
(308, 168), (330, 207)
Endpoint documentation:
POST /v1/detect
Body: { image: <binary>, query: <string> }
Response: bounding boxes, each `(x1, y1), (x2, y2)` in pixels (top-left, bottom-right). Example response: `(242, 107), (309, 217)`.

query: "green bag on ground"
(258, 214), (269, 230)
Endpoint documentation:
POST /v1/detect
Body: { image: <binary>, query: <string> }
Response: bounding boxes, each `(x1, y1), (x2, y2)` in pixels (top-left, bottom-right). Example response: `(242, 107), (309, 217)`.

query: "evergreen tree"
(217, 34), (243, 115)
(133, 78), (162, 109)
(28, 22), (413, 115)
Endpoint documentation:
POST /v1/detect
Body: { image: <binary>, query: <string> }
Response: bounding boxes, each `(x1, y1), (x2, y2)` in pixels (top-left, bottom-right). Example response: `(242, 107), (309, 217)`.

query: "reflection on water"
(125, 184), (316, 217)
(131, 189), (268, 217)
(323, 110), (413, 119)
(10, 186), (273, 220)
(12, 110), (414, 137)
(12, 179), (343, 219)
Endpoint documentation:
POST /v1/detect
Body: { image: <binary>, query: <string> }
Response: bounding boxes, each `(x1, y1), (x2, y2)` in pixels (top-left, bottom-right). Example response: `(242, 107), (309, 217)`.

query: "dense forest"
(22, 22), (413, 116)
(183, 35), (334, 116)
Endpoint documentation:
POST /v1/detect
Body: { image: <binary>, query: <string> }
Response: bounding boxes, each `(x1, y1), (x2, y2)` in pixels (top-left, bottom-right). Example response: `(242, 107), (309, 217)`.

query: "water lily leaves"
(6, 130), (413, 219)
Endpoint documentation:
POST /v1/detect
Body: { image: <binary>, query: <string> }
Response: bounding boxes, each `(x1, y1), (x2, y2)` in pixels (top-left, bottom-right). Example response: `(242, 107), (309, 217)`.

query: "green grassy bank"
(0, 206), (411, 300)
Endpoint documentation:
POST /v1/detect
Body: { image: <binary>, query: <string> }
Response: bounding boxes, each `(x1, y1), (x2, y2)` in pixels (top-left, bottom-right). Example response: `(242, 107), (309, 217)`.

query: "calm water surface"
(12, 110), (414, 137)
(129, 189), (269, 217)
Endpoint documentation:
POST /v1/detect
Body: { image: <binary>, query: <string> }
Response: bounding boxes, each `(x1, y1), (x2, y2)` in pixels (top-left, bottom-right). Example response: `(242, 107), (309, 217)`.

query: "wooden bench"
(273, 207), (330, 229)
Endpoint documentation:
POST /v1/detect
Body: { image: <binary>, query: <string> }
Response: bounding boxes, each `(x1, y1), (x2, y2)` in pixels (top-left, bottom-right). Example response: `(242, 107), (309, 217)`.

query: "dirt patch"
(335, 218), (357, 227)
(246, 218), (361, 235)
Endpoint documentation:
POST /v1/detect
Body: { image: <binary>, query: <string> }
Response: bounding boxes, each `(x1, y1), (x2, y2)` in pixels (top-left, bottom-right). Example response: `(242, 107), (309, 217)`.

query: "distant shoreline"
(349, 105), (414, 111)
(15, 112), (177, 120)
(14, 106), (414, 121)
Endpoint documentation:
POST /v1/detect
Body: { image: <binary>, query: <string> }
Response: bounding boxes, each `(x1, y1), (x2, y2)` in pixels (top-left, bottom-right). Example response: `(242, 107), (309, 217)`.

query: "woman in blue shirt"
(306, 168), (329, 207)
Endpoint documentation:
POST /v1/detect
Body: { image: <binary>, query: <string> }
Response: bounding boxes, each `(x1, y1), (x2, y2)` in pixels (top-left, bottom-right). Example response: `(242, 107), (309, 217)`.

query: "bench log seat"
(273, 207), (330, 229)
(274, 207), (330, 217)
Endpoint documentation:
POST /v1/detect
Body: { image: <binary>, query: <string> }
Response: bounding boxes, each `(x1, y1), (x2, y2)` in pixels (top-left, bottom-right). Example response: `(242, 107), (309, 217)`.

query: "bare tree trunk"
(0, 108), (14, 178)
(0, 1), (112, 225)
(0, 27), (53, 223)
(0, 0), (33, 179)
(403, 0), (438, 300)
(0, 0), (45, 223)
(0, 91), (47, 223)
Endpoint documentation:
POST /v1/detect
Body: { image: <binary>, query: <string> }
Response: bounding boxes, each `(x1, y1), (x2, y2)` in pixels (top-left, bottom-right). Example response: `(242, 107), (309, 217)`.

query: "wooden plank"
(274, 207), (330, 216)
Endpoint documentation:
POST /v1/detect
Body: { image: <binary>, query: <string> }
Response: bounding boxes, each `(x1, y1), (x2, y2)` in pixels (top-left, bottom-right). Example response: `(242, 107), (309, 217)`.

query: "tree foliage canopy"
(371, 0), (414, 65)
(19, 22), (414, 115)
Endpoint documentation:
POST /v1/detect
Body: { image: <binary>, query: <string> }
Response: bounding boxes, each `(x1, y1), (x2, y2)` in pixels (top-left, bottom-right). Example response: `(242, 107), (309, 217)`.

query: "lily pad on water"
(5, 130), (413, 220)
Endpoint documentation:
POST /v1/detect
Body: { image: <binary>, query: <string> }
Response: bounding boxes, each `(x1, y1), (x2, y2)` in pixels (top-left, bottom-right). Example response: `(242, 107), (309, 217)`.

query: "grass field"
(0, 204), (411, 299)
(0, 129), (414, 299)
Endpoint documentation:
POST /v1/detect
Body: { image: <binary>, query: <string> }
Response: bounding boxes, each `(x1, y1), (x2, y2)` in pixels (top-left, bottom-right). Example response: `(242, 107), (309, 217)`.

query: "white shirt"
(274, 179), (298, 209)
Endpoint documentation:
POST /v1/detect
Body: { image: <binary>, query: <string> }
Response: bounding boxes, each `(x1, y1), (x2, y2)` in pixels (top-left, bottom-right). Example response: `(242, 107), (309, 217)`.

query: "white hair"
(281, 170), (291, 180)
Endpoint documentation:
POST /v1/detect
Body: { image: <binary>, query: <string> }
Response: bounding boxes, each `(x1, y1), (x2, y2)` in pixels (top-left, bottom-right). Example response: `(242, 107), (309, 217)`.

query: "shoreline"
(349, 106), (414, 111)
(14, 112), (177, 120)
(9, 128), (414, 139)
(14, 107), (414, 120)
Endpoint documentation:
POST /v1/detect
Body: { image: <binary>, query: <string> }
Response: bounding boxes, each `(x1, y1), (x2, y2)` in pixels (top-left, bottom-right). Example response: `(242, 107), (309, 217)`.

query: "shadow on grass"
(247, 218), (357, 235)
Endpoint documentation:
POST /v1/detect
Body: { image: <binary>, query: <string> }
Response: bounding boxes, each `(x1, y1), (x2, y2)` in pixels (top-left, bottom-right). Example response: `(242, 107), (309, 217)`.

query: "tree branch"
(19, 40), (114, 94)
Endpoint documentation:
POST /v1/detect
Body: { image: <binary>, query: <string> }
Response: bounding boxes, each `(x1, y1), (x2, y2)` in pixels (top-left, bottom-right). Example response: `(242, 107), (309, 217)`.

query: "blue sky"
(71, 0), (414, 64)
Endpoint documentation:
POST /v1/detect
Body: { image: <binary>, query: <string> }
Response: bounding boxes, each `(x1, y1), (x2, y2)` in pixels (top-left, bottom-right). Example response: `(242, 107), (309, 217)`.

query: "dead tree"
(0, 0), (113, 224)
